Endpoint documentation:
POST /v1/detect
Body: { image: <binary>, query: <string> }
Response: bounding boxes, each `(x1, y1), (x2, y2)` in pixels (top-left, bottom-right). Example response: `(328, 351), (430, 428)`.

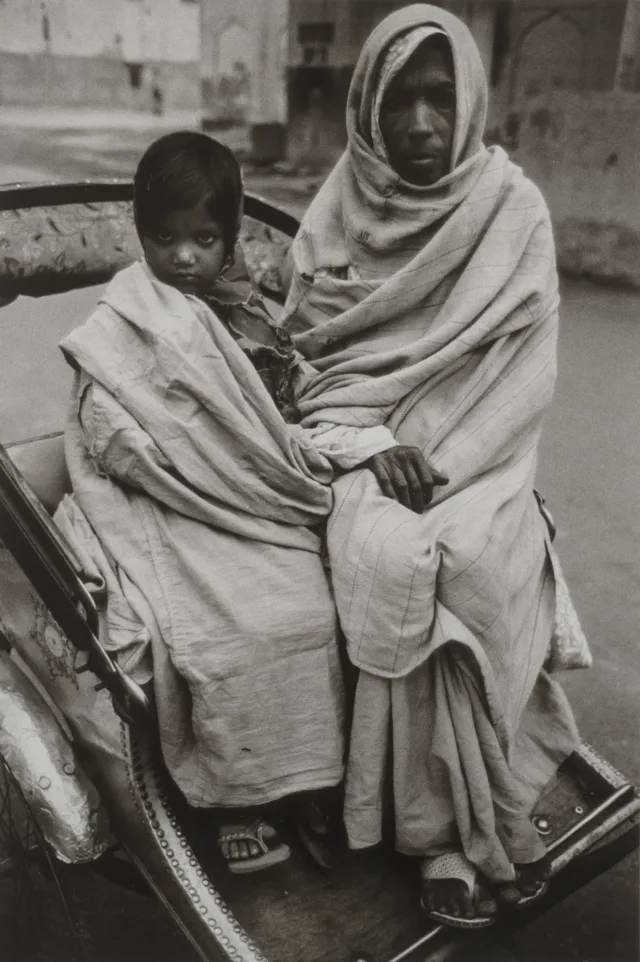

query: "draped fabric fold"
(281, 4), (590, 881)
(57, 262), (345, 807)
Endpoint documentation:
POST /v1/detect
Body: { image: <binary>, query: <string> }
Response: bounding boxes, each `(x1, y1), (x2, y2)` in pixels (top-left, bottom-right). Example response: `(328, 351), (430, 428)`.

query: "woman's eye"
(383, 95), (408, 111)
(437, 90), (455, 109)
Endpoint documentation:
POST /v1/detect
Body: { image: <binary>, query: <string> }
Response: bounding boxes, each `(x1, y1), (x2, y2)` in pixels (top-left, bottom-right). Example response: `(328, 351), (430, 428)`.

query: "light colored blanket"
(57, 262), (344, 807)
(282, 4), (591, 881)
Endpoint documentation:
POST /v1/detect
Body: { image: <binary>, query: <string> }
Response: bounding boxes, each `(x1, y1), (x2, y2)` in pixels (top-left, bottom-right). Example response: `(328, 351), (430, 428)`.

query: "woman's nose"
(408, 100), (436, 138)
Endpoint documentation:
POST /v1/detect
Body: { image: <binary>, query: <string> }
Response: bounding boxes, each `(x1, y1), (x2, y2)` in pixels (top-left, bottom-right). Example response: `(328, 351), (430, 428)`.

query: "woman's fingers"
(431, 467), (450, 487)
(370, 459), (397, 502)
(367, 448), (448, 511)
(408, 451), (448, 507)
(369, 454), (408, 506)
(388, 463), (412, 509)
(401, 459), (425, 513)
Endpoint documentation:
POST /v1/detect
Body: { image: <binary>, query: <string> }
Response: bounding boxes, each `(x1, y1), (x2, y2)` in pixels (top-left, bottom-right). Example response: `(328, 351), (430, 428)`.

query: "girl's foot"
(217, 808), (290, 874)
(420, 852), (497, 929)
(294, 789), (345, 869)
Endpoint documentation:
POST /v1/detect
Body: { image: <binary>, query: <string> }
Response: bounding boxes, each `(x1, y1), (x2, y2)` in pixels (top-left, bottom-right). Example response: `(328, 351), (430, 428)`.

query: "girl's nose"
(172, 243), (196, 265)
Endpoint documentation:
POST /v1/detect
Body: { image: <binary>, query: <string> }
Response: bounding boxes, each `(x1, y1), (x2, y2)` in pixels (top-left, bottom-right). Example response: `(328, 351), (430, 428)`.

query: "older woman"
(282, 5), (591, 928)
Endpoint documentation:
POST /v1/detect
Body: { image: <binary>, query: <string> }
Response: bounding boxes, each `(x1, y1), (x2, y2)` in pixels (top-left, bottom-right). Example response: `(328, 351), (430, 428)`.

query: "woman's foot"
(493, 858), (550, 908)
(217, 808), (290, 874)
(420, 852), (497, 929)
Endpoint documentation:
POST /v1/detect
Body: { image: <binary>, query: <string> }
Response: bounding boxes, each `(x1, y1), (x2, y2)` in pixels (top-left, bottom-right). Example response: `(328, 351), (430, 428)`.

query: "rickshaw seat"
(6, 433), (70, 515)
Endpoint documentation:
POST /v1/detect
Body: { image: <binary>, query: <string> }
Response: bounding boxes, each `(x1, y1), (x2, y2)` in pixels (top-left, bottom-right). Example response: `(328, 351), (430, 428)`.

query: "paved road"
(0, 114), (638, 962)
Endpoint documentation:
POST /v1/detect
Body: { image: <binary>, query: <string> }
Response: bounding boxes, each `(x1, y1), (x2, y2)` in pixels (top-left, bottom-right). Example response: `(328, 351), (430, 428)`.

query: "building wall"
(200, 0), (288, 127)
(483, 2), (639, 284)
(0, 0), (199, 60)
(0, 52), (199, 109)
(489, 0), (628, 113)
(0, 0), (199, 109)
(489, 89), (640, 286)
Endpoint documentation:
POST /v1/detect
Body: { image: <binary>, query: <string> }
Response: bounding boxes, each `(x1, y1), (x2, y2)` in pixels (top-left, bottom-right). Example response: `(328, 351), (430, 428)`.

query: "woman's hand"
(364, 446), (448, 514)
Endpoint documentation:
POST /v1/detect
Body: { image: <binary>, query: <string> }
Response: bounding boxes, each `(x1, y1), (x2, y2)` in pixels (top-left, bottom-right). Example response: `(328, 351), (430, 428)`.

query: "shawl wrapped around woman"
(282, 5), (591, 882)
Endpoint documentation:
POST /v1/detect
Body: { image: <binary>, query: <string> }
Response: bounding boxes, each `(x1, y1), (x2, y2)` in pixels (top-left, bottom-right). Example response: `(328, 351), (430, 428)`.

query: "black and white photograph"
(0, 2), (638, 961)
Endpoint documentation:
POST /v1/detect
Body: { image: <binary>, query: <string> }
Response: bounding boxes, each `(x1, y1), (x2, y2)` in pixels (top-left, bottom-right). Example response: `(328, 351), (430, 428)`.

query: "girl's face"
(142, 196), (228, 295)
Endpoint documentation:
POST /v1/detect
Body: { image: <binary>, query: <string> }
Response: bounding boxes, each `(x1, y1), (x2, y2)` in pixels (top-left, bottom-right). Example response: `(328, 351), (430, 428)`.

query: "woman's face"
(378, 40), (456, 186)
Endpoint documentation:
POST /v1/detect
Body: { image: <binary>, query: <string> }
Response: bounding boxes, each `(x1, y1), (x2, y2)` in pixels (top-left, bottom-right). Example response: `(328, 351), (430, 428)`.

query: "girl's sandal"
(420, 852), (496, 930)
(219, 819), (291, 875)
(294, 793), (345, 869)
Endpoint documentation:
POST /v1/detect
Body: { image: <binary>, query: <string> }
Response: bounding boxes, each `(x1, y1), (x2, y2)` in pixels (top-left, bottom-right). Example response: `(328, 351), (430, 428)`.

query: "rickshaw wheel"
(0, 750), (88, 962)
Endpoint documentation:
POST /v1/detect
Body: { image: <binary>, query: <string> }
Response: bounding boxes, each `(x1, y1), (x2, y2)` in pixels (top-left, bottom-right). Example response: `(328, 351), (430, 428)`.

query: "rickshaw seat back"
(0, 182), (295, 302)
(6, 433), (70, 515)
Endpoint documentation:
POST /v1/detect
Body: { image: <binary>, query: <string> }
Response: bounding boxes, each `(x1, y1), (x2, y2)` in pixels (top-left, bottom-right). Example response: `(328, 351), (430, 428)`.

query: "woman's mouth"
(409, 155), (439, 167)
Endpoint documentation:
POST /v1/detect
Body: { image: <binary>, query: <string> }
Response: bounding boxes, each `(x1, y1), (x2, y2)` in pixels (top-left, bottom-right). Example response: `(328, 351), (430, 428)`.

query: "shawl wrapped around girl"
(282, 4), (591, 884)
(57, 263), (348, 808)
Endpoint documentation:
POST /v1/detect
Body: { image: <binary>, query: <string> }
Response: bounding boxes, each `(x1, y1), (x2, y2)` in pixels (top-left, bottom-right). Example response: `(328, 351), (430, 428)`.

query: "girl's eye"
(154, 232), (173, 244)
(197, 233), (218, 246)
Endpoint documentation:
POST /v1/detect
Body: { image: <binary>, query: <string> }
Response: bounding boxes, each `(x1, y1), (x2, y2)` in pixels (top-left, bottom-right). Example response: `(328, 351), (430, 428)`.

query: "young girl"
(134, 131), (298, 419)
(57, 132), (348, 874)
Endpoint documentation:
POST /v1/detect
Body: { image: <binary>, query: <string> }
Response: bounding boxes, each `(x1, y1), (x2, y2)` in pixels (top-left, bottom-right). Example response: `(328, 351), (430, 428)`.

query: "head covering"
(281, 3), (557, 419)
(348, 4), (489, 193)
(281, 5), (497, 302)
(369, 24), (446, 163)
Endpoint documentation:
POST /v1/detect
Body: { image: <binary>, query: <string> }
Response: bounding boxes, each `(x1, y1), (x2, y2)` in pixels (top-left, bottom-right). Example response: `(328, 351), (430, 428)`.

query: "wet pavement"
(0, 109), (638, 962)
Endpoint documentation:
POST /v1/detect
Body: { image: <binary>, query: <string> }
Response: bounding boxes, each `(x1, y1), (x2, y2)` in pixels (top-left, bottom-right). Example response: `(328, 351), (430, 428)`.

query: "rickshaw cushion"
(0, 201), (291, 299)
(7, 434), (70, 514)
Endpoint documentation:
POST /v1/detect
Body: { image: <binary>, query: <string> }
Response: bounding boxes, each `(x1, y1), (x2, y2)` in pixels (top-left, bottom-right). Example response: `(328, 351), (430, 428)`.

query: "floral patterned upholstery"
(0, 200), (291, 301)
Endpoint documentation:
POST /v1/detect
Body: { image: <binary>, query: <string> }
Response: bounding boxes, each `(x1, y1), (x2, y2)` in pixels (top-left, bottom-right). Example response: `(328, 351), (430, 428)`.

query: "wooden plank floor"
(200, 835), (433, 962)
(186, 753), (621, 962)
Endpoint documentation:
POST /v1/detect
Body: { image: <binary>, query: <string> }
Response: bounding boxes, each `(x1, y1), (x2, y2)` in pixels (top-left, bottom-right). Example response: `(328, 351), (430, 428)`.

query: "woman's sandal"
(218, 819), (291, 875)
(493, 859), (550, 910)
(513, 871), (549, 908)
(420, 852), (496, 930)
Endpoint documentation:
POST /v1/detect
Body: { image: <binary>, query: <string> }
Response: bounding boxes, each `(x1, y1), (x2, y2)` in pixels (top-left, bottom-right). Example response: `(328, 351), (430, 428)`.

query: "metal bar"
(0, 181), (300, 239)
(549, 796), (640, 876)
(385, 927), (451, 962)
(4, 431), (65, 450)
(545, 783), (636, 857)
(0, 180), (133, 210)
(0, 443), (152, 727)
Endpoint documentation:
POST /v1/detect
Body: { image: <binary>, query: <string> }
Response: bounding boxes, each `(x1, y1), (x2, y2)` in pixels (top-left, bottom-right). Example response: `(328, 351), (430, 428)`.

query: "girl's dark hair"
(133, 131), (243, 257)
